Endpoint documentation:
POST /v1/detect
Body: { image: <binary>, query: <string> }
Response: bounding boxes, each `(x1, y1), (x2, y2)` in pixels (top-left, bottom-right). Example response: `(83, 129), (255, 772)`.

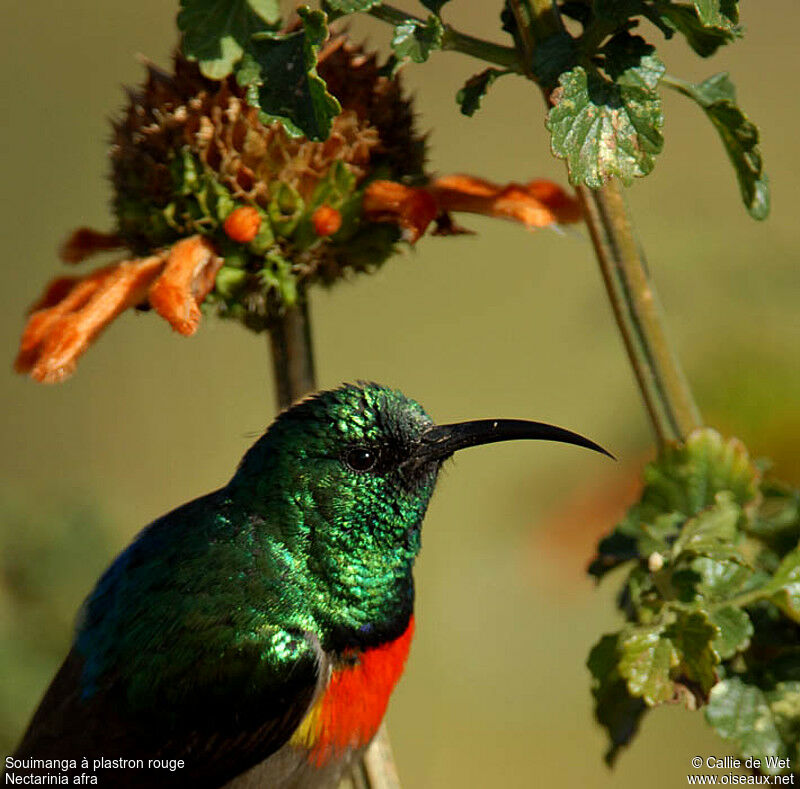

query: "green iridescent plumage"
(80, 383), (434, 694)
(10, 382), (609, 787)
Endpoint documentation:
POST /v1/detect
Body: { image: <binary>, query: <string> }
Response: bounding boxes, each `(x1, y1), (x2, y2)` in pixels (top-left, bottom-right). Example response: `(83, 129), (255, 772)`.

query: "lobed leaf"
(706, 678), (787, 767)
(391, 16), (445, 63)
(236, 7), (341, 141)
(546, 35), (664, 187)
(649, 429), (760, 516)
(668, 72), (769, 219)
(456, 68), (510, 117)
(179, 0), (281, 79)
(656, 4), (740, 57)
(767, 682), (800, 768)
(671, 493), (744, 563)
(709, 605), (753, 659)
(591, 430), (759, 578)
(689, 557), (752, 601)
(692, 0), (738, 31)
(588, 634), (648, 765)
(619, 624), (677, 705)
(590, 426), (800, 768)
(663, 610), (719, 694)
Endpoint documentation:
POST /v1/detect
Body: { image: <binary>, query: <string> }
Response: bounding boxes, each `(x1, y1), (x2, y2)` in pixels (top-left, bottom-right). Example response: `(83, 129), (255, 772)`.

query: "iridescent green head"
(234, 383), (439, 562)
(229, 382), (610, 646)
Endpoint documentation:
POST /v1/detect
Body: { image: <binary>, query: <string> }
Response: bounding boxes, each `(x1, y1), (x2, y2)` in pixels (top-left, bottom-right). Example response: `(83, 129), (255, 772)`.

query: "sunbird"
(11, 383), (610, 787)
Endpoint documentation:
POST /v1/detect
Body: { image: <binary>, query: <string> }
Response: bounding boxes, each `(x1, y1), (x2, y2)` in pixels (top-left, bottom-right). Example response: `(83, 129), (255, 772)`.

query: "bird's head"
(233, 384), (442, 552)
(230, 382), (610, 642)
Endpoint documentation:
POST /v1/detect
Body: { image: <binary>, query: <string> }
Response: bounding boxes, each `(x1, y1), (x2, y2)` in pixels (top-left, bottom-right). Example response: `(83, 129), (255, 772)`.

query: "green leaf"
(709, 606), (753, 660)
(589, 531), (639, 579)
(530, 32), (578, 90)
(619, 624), (677, 705)
(664, 610), (719, 694)
(391, 16), (444, 63)
(456, 68), (509, 117)
(763, 548), (800, 623)
(671, 493), (744, 563)
(591, 430), (759, 579)
(656, 4), (739, 57)
(178, 0), (281, 80)
(587, 635), (647, 765)
(649, 429), (760, 516)
(690, 557), (752, 601)
(766, 682), (800, 769)
(706, 678), (786, 765)
(236, 7), (341, 141)
(751, 482), (800, 538)
(692, 0), (738, 31)
(546, 37), (664, 187)
(668, 72), (769, 220)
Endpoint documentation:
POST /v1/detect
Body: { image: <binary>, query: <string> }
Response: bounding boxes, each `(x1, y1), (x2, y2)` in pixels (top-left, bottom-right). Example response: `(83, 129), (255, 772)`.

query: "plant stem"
(361, 725), (403, 789)
(527, 0), (564, 41)
(368, 4), (522, 71)
(268, 292), (317, 408)
(501, 0), (698, 446)
(576, 182), (702, 445)
(267, 295), (402, 788)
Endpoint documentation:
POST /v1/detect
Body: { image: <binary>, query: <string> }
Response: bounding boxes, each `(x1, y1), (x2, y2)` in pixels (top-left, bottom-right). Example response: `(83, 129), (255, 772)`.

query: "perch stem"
(268, 294), (317, 408)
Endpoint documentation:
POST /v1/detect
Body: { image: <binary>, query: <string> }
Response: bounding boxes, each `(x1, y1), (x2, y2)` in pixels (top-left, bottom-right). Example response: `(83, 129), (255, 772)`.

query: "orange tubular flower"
(148, 237), (223, 337)
(363, 175), (582, 241)
(361, 182), (439, 243)
(430, 175), (584, 227)
(16, 236), (222, 383)
(59, 228), (125, 264)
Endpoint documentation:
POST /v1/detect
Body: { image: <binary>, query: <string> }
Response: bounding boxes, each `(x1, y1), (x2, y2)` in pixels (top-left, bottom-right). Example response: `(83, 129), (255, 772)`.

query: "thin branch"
(577, 183), (702, 445)
(268, 293), (317, 408)
(507, 0), (536, 73)
(368, 4), (523, 72)
(361, 725), (402, 789)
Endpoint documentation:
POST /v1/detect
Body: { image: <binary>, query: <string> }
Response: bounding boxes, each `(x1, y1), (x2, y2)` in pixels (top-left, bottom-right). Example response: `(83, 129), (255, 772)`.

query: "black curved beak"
(414, 419), (614, 464)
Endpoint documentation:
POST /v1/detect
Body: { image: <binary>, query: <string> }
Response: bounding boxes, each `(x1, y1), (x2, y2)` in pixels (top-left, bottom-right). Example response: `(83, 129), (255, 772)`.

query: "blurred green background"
(1, 1), (798, 785)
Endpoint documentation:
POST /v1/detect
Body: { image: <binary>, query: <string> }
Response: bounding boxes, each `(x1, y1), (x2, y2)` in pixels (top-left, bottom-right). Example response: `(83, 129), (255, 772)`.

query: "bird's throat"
(289, 616), (415, 766)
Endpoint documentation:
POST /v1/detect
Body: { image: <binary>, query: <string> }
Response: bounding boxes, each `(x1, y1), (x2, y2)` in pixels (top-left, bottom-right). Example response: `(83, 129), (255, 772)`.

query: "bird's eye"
(345, 447), (378, 472)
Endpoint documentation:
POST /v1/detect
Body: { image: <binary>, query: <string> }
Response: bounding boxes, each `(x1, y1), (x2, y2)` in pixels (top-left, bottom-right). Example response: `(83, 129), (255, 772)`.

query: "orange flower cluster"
(15, 176), (581, 383)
